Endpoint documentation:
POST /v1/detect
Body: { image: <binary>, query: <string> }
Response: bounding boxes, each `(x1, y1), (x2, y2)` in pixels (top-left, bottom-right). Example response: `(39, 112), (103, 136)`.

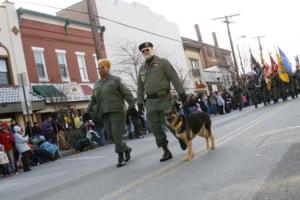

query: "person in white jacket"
(216, 91), (225, 115)
(14, 126), (31, 172)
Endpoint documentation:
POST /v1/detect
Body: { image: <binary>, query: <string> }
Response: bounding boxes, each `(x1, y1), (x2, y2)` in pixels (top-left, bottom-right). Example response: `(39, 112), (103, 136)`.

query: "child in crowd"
(0, 144), (10, 177)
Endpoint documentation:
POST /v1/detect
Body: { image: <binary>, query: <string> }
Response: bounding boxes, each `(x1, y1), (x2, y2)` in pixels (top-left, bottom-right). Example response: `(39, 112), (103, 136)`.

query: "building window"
(93, 54), (100, 78)
(189, 58), (201, 77)
(32, 47), (48, 82)
(0, 58), (9, 85)
(55, 50), (70, 82)
(76, 52), (89, 82)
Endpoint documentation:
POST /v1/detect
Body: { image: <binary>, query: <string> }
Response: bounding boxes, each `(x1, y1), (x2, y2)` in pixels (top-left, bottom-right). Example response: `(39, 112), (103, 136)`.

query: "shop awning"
(32, 85), (65, 97)
(80, 85), (93, 96)
(0, 87), (45, 113)
(0, 86), (44, 104)
(32, 85), (65, 103)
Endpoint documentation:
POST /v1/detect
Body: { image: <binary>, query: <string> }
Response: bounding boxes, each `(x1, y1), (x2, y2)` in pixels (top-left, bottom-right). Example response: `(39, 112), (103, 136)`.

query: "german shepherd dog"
(166, 101), (215, 161)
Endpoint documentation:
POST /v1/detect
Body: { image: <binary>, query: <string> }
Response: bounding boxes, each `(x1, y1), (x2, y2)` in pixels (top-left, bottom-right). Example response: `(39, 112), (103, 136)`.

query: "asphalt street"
(1, 98), (300, 200)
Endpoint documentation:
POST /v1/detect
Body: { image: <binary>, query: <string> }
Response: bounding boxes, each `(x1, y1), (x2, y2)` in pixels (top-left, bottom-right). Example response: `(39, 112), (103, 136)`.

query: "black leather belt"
(147, 91), (169, 99)
(147, 93), (160, 99)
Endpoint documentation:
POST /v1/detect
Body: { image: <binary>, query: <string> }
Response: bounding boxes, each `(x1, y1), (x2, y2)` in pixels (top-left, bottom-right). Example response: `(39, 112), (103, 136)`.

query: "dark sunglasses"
(141, 48), (150, 53)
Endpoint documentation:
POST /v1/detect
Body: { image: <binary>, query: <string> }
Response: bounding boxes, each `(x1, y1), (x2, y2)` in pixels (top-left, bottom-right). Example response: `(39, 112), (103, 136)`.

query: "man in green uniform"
(86, 59), (137, 167)
(136, 42), (187, 162)
(229, 82), (243, 111)
(246, 76), (258, 108)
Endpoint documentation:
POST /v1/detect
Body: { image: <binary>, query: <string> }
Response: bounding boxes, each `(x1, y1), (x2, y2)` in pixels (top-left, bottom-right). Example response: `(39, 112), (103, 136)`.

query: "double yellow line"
(99, 104), (287, 200)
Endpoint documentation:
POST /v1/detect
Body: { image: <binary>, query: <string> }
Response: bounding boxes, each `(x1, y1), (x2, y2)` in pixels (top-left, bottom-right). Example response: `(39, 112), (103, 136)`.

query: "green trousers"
(102, 112), (129, 153)
(146, 110), (168, 148)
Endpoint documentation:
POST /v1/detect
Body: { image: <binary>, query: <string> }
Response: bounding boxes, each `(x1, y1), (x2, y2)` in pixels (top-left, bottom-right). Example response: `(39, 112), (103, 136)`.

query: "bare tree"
(111, 40), (192, 92)
(111, 41), (144, 92)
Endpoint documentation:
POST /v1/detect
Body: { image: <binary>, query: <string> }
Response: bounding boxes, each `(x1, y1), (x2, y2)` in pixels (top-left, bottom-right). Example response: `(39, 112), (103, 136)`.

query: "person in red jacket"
(0, 122), (16, 173)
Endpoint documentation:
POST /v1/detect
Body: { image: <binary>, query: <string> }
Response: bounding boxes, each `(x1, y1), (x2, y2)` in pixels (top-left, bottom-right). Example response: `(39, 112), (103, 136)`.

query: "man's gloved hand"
(128, 107), (138, 118)
(137, 103), (145, 115)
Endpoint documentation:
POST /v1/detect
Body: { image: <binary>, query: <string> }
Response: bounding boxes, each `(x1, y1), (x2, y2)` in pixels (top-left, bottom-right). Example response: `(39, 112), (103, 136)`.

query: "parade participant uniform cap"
(98, 59), (111, 69)
(138, 42), (153, 51)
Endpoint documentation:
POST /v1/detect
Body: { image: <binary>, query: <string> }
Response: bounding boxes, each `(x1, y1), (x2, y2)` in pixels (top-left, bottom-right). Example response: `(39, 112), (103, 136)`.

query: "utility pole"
(213, 14), (240, 85)
(86, 0), (102, 60)
(253, 35), (265, 65)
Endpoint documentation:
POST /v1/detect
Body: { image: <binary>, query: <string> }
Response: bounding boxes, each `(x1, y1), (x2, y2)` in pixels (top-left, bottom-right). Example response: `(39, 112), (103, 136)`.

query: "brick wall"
(20, 18), (99, 84)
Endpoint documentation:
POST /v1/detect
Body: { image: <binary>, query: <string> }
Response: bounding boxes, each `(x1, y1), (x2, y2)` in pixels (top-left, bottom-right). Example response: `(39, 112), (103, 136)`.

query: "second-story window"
(0, 58), (9, 85)
(190, 58), (201, 77)
(32, 47), (48, 82)
(55, 50), (70, 82)
(76, 52), (89, 82)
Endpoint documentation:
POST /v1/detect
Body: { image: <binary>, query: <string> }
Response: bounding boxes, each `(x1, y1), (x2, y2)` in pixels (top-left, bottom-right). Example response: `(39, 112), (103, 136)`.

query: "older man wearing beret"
(86, 58), (137, 167)
(136, 42), (187, 162)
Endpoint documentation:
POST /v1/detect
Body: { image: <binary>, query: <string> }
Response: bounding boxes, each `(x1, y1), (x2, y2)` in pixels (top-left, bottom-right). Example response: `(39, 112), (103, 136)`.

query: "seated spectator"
(13, 126), (31, 172)
(38, 136), (60, 159)
(0, 144), (10, 177)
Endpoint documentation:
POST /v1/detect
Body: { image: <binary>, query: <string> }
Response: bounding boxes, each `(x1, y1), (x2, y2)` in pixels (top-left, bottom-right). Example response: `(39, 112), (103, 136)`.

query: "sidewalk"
(60, 149), (75, 157)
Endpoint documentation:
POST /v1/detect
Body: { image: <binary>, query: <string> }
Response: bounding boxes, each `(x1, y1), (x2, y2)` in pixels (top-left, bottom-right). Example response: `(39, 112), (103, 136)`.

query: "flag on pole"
(278, 47), (293, 73)
(269, 54), (278, 76)
(250, 51), (263, 87)
(250, 52), (262, 74)
(260, 53), (270, 79)
(276, 50), (289, 83)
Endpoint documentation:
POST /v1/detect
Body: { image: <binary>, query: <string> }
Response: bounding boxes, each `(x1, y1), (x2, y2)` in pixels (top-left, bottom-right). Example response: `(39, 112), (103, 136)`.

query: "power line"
(12, 0), (188, 43)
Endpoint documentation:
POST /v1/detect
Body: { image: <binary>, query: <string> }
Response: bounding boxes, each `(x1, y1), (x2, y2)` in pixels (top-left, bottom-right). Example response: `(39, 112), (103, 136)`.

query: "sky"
(4, 0), (300, 71)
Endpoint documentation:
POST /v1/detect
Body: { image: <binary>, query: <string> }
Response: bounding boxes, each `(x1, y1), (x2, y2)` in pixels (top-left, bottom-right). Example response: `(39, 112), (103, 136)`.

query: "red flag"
(269, 55), (278, 76)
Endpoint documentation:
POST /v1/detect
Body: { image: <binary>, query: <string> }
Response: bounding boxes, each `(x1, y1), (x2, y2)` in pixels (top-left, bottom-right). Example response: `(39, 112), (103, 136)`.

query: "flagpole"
(253, 35), (265, 65)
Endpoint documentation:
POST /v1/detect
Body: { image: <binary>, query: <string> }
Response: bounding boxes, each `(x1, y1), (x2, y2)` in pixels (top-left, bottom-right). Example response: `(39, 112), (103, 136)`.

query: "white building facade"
(58, 0), (192, 91)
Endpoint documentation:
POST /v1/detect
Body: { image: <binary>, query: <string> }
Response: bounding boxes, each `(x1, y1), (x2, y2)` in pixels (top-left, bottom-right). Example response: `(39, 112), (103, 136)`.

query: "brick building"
(0, 2), (44, 125)
(17, 8), (105, 122)
(182, 25), (234, 93)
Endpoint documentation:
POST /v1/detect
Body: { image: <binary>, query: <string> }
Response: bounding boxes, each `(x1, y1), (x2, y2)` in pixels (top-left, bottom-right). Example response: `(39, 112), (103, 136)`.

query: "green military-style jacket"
(137, 55), (184, 113)
(87, 75), (135, 122)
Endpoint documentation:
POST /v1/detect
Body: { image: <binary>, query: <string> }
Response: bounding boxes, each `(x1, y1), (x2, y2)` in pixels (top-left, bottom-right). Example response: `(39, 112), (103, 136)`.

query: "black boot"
(124, 147), (132, 162)
(160, 146), (172, 162)
(117, 153), (125, 168)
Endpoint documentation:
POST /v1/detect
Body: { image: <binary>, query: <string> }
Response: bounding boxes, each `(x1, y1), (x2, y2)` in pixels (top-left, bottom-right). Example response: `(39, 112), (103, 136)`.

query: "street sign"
(17, 72), (32, 115)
